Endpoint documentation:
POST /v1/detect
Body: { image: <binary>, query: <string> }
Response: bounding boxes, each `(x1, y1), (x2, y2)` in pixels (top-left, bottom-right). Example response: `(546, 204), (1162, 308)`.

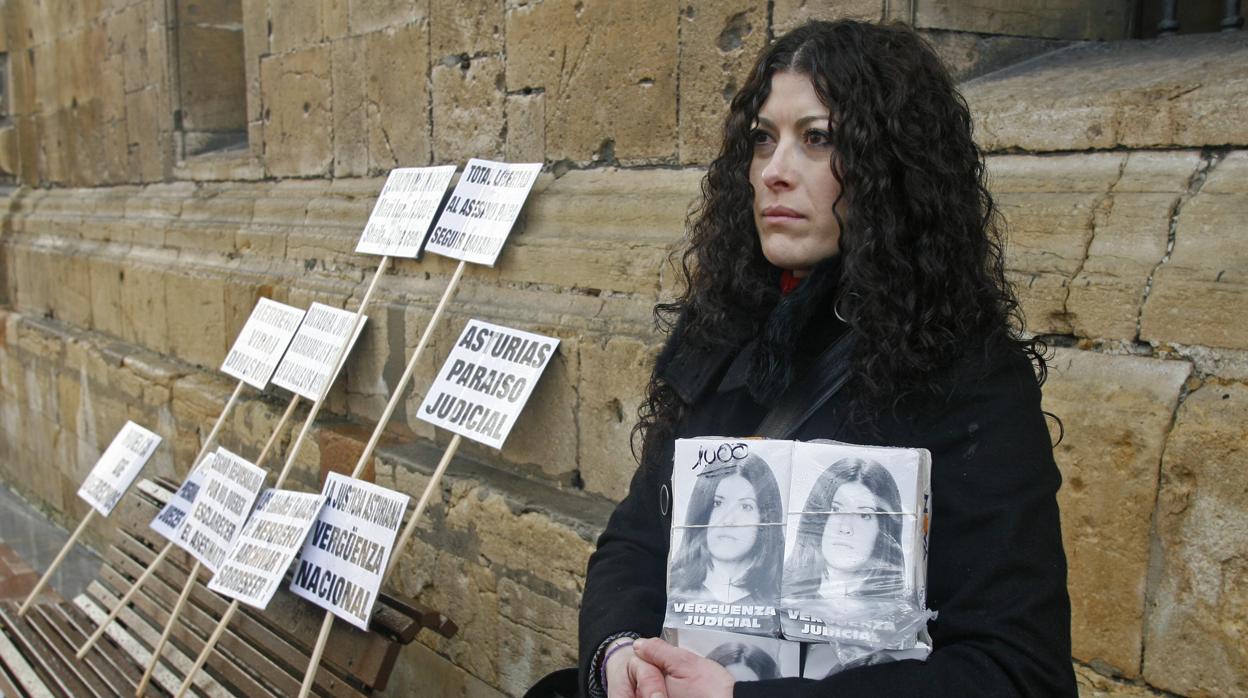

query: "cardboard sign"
(289, 473), (410, 629)
(220, 298), (307, 390)
(149, 455), (212, 542)
(174, 447), (266, 573)
(664, 438), (792, 638)
(271, 302), (367, 401)
(355, 166), (457, 258)
(77, 421), (162, 516)
(415, 319), (558, 449)
(208, 488), (326, 610)
(423, 159), (541, 266)
(662, 627), (800, 681)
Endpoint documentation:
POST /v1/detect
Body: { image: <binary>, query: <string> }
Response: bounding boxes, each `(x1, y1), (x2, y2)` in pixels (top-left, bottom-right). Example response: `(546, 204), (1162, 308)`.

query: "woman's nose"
(837, 515), (853, 534)
(761, 141), (795, 189)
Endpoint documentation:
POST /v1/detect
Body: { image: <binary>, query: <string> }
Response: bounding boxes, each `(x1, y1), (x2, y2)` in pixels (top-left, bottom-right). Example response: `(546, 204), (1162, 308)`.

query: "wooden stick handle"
(296, 612), (336, 698)
(76, 540), (174, 658)
(347, 259), (466, 480)
(135, 560), (201, 696)
(195, 381), (246, 465)
(255, 394), (301, 468)
(18, 508), (97, 615)
(174, 600), (239, 698)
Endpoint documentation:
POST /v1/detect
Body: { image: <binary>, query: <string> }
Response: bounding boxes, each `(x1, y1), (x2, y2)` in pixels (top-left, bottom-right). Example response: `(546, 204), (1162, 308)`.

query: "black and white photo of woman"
(668, 452), (784, 605)
(783, 457), (905, 602)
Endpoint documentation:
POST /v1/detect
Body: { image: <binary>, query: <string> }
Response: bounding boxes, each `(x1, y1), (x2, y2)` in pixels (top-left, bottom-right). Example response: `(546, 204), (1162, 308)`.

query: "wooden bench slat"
(0, 602), (87, 697)
(0, 607), (55, 698)
(0, 658), (28, 698)
(52, 601), (145, 696)
(23, 606), (115, 698)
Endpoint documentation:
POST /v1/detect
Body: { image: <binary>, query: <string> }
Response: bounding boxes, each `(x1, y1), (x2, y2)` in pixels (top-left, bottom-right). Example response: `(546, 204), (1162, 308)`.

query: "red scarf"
(779, 269), (803, 296)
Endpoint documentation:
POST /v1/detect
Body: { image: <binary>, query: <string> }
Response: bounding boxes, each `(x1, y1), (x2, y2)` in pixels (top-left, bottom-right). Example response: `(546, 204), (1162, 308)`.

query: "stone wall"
(0, 1), (1244, 696)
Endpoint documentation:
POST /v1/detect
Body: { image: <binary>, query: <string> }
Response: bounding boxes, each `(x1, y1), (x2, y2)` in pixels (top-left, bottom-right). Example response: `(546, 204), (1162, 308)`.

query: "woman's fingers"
(633, 638), (690, 675)
(629, 655), (668, 698)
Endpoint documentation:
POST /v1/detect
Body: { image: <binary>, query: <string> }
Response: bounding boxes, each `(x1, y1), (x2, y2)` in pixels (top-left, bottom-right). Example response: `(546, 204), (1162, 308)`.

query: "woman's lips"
(761, 205), (804, 222)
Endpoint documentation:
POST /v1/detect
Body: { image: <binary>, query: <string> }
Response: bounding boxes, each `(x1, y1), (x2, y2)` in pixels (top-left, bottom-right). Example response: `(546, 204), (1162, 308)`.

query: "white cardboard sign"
(271, 302), (367, 401)
(77, 421), (162, 516)
(220, 298), (307, 390)
(355, 166), (457, 258)
(423, 159), (541, 266)
(174, 447), (266, 573)
(209, 488), (326, 610)
(149, 455), (212, 542)
(416, 319), (559, 449)
(289, 473), (410, 629)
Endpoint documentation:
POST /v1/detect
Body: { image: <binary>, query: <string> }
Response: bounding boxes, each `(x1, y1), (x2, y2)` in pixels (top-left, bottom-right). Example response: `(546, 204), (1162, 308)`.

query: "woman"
(783, 458), (905, 601)
(705, 642), (781, 682)
(668, 453), (784, 606)
(577, 19), (1076, 698)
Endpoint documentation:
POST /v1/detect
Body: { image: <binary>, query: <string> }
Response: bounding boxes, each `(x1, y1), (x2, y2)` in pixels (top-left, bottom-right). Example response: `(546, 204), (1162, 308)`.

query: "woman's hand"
(604, 638), (667, 698)
(633, 638), (736, 698)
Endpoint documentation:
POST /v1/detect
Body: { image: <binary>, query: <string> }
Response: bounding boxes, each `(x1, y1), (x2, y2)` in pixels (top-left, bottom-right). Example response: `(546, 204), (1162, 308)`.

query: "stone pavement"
(0, 482), (102, 603)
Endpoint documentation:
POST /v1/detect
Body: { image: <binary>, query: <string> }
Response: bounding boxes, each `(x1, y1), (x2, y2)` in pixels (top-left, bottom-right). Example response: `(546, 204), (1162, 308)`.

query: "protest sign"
(422, 159), (541, 266)
(77, 421), (163, 516)
(174, 447), (266, 573)
(415, 319), (559, 449)
(289, 473), (410, 630)
(355, 166), (457, 258)
(209, 488), (326, 609)
(220, 298), (306, 390)
(271, 302), (368, 401)
(149, 455), (212, 542)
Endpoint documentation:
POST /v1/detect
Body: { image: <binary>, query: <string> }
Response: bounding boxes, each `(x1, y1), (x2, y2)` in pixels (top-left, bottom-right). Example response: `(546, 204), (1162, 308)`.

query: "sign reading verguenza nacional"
(208, 488), (326, 610)
(271, 302), (367, 402)
(220, 298), (306, 390)
(149, 455), (212, 542)
(174, 447), (266, 574)
(355, 166), (457, 259)
(416, 319), (559, 449)
(77, 421), (162, 516)
(422, 159), (541, 267)
(289, 473), (410, 630)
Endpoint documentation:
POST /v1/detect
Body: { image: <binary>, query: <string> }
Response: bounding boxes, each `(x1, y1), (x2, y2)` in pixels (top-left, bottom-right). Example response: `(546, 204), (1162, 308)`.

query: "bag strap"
(754, 331), (856, 439)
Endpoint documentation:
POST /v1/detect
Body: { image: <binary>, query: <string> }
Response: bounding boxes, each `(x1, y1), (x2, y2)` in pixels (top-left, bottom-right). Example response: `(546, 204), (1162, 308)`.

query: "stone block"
(432, 0), (503, 58)
(772, 0), (882, 34)
(125, 87), (167, 182)
(383, 641), (507, 698)
(260, 45), (333, 177)
(1066, 151), (1201, 341)
(349, 0), (426, 35)
(242, 0), (268, 123)
(116, 262), (170, 354)
(363, 23), (432, 171)
(1141, 151), (1248, 351)
(506, 0), (678, 164)
(323, 0), (350, 39)
(964, 33), (1248, 153)
(677, 0), (767, 165)
(497, 576), (579, 696)
(165, 272), (228, 370)
(331, 35), (369, 177)
(177, 23), (247, 131)
(177, 0), (242, 24)
(504, 92), (544, 164)
(1074, 665), (1158, 697)
(270, 0), (325, 55)
(1043, 348), (1191, 677)
(915, 0), (1131, 40)
(1143, 381), (1248, 696)
(578, 336), (656, 501)
(988, 153), (1126, 335)
(432, 56), (505, 165)
(49, 251), (93, 329)
(489, 332), (578, 482)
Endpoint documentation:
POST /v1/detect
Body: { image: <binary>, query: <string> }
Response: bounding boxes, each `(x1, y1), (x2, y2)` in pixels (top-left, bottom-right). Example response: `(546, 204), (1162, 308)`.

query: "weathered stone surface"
(176, 24), (247, 131)
(363, 23), (431, 171)
(1075, 664), (1159, 697)
(1043, 348), (1191, 677)
(922, 31), (1072, 84)
(965, 33), (1248, 153)
(431, 0), (503, 58)
(1141, 151), (1248, 351)
(1143, 381), (1248, 697)
(1066, 150), (1201, 341)
(432, 56), (505, 164)
(269, 0), (325, 54)
(987, 152), (1125, 335)
(260, 45), (333, 177)
(165, 272), (228, 370)
(578, 336), (655, 501)
(497, 576), (578, 695)
(506, 0), (677, 164)
(348, 0), (425, 36)
(916, 0), (1132, 40)
(384, 641), (506, 698)
(118, 263), (170, 354)
(772, 0), (881, 34)
(677, 0), (766, 165)
(504, 92), (544, 164)
(330, 35), (369, 177)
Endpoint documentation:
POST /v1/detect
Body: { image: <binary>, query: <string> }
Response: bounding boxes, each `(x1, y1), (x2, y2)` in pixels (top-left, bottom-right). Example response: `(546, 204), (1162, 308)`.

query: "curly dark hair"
(635, 20), (1045, 466)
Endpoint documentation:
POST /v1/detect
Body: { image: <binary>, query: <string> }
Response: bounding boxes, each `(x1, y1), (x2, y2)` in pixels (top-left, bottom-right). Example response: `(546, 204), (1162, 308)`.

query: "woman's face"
(749, 70), (844, 278)
(821, 481), (882, 573)
(722, 662), (760, 682)
(706, 474), (760, 562)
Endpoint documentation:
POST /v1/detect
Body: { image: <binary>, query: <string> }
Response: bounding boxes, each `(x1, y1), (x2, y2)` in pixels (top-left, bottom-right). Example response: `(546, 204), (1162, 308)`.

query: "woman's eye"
(712, 496), (723, 508)
(741, 502), (755, 513)
(859, 512), (873, 521)
(805, 129), (832, 147)
(750, 129), (774, 147)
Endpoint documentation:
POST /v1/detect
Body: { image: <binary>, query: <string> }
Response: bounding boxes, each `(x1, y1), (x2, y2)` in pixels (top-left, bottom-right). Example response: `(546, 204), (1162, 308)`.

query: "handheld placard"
(17, 421), (161, 616)
(221, 298), (307, 389)
(209, 489), (327, 609)
(355, 165), (457, 258)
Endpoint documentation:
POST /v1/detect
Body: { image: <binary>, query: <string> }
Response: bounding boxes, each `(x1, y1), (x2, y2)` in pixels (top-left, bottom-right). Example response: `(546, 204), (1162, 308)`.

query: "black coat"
(577, 333), (1077, 697)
